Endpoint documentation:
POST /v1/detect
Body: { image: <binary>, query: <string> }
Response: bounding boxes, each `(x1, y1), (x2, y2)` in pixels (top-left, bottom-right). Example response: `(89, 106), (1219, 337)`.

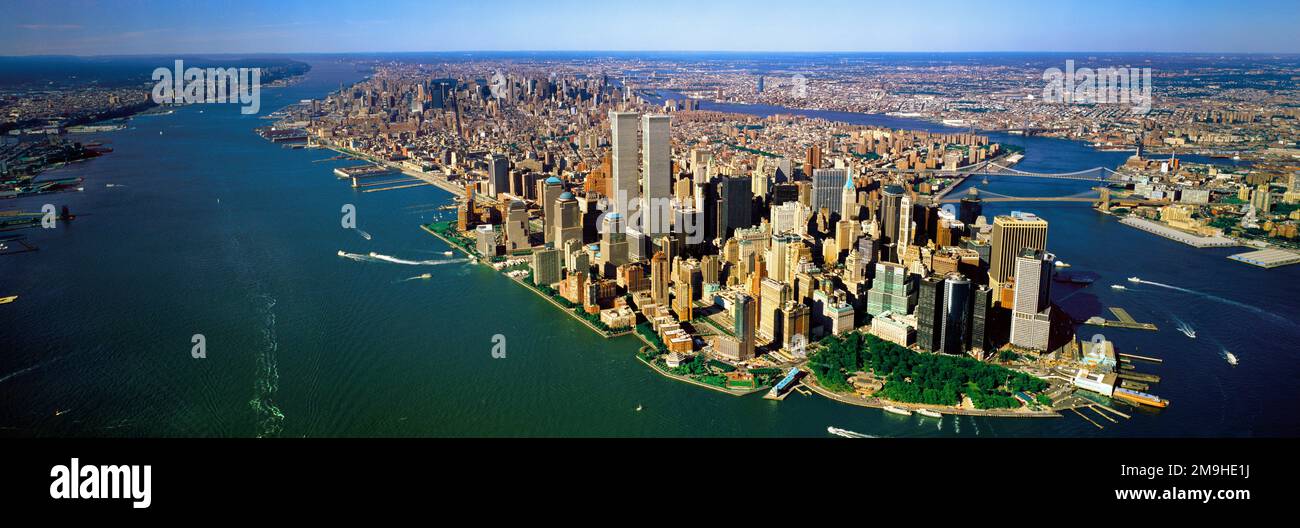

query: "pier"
(1082, 307), (1159, 331)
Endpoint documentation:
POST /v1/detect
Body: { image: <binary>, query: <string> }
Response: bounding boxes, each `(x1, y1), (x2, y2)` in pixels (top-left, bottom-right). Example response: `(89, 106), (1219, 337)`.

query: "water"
(2, 60), (1297, 437)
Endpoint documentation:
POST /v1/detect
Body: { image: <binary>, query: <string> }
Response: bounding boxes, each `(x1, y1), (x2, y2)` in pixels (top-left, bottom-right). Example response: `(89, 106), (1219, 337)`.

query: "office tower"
(812, 168), (848, 218)
(772, 183), (799, 205)
(989, 212), (1049, 292)
(1010, 249), (1054, 351)
(598, 213), (628, 273)
(505, 200), (530, 252)
(564, 238), (589, 274)
(626, 226), (646, 262)
(840, 176), (857, 221)
(541, 176), (563, 244)
(898, 194), (913, 262)
(554, 191), (582, 250)
(916, 276), (944, 352)
(970, 284), (993, 358)
(940, 274), (972, 354)
(650, 251), (669, 307)
(759, 278), (791, 343)
(609, 111), (640, 218)
(772, 201), (807, 236)
(694, 177), (718, 244)
(672, 258), (694, 321)
(959, 187), (983, 226)
(641, 114), (671, 237)
(530, 247), (563, 286)
(475, 224), (499, 257)
(732, 292), (757, 361)
(768, 233), (799, 286)
(488, 153), (509, 198)
(755, 75), (764, 94)
(827, 297), (855, 336)
(700, 254), (720, 285)
(716, 176), (753, 239)
(780, 300), (811, 349)
(880, 185), (905, 260)
(866, 262), (916, 317)
(775, 159), (793, 183)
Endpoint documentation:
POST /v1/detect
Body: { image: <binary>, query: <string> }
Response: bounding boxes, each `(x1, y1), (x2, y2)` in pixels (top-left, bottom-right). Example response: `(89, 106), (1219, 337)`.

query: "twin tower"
(609, 111), (673, 259)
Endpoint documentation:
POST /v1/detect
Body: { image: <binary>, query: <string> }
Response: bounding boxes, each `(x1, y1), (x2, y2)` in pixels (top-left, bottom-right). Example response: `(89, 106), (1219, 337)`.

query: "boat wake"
(338, 250), (469, 266)
(355, 229), (372, 241)
(0, 355), (66, 385)
(1133, 278), (1296, 329)
(1173, 318), (1197, 339)
(398, 273), (434, 282)
(249, 294), (284, 438)
(827, 426), (878, 438)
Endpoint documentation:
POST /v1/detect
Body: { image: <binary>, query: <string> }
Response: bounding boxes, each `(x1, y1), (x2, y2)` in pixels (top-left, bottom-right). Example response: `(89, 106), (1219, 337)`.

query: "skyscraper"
(812, 168), (847, 218)
(487, 153), (509, 198)
(716, 175), (753, 239)
(641, 114), (671, 237)
(840, 176), (857, 221)
(609, 111), (640, 218)
(650, 251), (669, 307)
(732, 292), (757, 361)
(970, 284), (993, 358)
(540, 176), (563, 244)
(940, 274), (972, 354)
(916, 276), (944, 352)
(1010, 249), (1054, 351)
(880, 185), (905, 261)
(554, 191), (582, 250)
(505, 199), (529, 252)
(989, 212), (1049, 293)
(866, 262), (916, 317)
(759, 277), (790, 343)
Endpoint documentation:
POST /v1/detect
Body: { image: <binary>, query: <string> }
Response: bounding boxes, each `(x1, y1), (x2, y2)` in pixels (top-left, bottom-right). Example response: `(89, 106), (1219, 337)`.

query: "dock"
(1227, 248), (1300, 269)
(1082, 307), (1158, 331)
(1118, 352), (1162, 363)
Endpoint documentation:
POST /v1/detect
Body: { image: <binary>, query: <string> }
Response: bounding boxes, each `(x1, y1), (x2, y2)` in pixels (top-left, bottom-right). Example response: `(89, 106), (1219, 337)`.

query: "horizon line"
(5, 49), (1300, 59)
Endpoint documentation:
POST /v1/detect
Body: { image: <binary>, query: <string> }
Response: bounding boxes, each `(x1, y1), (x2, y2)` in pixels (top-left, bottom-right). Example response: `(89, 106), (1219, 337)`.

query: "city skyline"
(3, 0), (1300, 56)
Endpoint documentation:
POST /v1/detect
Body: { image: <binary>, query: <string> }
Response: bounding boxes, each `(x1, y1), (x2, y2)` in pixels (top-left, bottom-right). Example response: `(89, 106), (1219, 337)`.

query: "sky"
(3, 0), (1299, 56)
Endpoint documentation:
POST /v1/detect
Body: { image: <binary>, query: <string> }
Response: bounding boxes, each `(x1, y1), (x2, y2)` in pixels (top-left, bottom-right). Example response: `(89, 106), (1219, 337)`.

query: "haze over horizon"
(3, 0), (1299, 56)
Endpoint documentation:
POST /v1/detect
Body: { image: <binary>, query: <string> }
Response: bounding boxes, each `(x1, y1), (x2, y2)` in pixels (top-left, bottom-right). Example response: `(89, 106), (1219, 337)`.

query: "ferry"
(0, 295), (17, 304)
(1127, 276), (1142, 283)
(882, 405), (913, 416)
(826, 426), (875, 438)
(1113, 388), (1169, 408)
(916, 408), (943, 419)
(1225, 352), (1239, 366)
(1110, 284), (1127, 290)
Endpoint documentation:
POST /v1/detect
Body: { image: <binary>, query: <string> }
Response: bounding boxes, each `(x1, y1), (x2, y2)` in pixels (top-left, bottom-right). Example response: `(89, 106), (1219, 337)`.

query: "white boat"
(1179, 327), (1197, 339)
(1054, 261), (1070, 268)
(916, 408), (943, 419)
(1111, 284), (1127, 290)
(827, 426), (875, 438)
(336, 250), (346, 257)
(442, 251), (454, 256)
(1225, 352), (1239, 366)
(635, 404), (642, 412)
(882, 405), (912, 416)
(1128, 277), (1141, 283)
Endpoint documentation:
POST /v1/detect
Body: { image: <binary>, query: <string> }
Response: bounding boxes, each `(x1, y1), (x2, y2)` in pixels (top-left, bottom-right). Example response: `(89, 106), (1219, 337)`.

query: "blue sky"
(3, 0), (1299, 55)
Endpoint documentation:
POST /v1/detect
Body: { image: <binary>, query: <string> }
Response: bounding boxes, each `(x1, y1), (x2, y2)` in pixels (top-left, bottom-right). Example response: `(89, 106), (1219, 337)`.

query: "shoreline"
(800, 374), (1063, 418)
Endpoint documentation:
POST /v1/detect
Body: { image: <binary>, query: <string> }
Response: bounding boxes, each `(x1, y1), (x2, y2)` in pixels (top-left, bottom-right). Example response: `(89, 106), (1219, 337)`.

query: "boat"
(916, 408), (943, 419)
(1054, 261), (1071, 268)
(442, 251), (454, 256)
(1113, 388), (1169, 408)
(1225, 352), (1239, 366)
(0, 295), (16, 304)
(1178, 326), (1197, 339)
(1111, 284), (1127, 290)
(826, 426), (875, 438)
(1127, 276), (1141, 283)
(882, 405), (912, 416)
(337, 250), (346, 257)
(635, 404), (642, 412)
(417, 273), (432, 279)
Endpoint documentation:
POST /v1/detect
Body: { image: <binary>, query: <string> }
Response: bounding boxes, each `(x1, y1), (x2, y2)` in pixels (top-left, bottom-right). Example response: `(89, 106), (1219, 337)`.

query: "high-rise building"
(915, 276), (944, 352)
(598, 213), (628, 274)
(759, 278), (790, 343)
(609, 111), (640, 218)
(812, 168), (848, 218)
(780, 300), (811, 350)
(1010, 249), (1054, 351)
(989, 212), (1048, 293)
(880, 184), (905, 261)
(717, 175), (753, 239)
(959, 188), (983, 227)
(487, 153), (509, 198)
(641, 115), (671, 237)
(505, 200), (530, 252)
(731, 292), (757, 361)
(970, 284), (993, 358)
(650, 251), (670, 307)
(940, 274), (972, 354)
(840, 176), (857, 221)
(540, 176), (563, 244)
(866, 262), (916, 317)
(897, 194), (913, 263)
(554, 191), (582, 250)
